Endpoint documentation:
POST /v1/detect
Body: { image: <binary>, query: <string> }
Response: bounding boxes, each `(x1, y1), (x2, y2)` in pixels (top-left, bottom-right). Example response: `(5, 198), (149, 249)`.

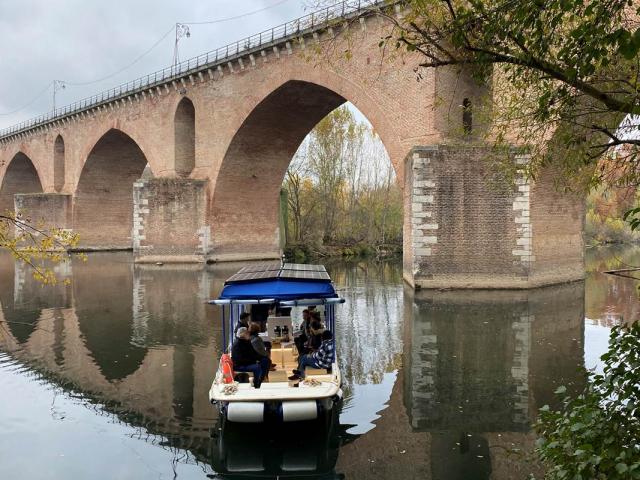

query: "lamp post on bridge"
(173, 23), (191, 68)
(52, 80), (66, 113)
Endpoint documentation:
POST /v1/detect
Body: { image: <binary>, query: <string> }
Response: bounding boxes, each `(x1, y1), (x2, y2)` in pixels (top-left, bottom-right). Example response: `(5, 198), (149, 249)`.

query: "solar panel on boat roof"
(235, 262), (281, 274)
(283, 263), (327, 272)
(280, 269), (330, 280)
(227, 262), (330, 282)
(226, 269), (280, 283)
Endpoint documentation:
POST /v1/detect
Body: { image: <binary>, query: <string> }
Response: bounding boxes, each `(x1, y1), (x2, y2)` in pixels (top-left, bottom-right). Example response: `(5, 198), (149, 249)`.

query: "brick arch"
(0, 151), (43, 219)
(73, 129), (149, 248)
(0, 141), (48, 188)
(72, 124), (158, 191)
(285, 71), (407, 177)
(210, 78), (400, 259)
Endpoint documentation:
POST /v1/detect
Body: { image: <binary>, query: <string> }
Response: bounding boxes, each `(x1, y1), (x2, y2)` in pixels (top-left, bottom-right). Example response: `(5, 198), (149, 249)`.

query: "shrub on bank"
(535, 322), (640, 479)
(585, 208), (637, 245)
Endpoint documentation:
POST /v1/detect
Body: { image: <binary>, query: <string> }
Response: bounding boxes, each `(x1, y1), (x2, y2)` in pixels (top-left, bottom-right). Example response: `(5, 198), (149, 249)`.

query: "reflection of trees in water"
(584, 246), (640, 325)
(326, 260), (404, 396)
(2, 254), (379, 477)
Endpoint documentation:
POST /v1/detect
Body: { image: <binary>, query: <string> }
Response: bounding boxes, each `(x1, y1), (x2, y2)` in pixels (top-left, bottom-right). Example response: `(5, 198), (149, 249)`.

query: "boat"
(208, 261), (344, 424)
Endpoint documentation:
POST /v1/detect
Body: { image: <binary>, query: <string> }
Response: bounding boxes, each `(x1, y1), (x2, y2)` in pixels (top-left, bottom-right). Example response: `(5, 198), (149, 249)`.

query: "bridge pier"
(133, 178), (211, 263)
(13, 193), (72, 238)
(404, 145), (584, 289)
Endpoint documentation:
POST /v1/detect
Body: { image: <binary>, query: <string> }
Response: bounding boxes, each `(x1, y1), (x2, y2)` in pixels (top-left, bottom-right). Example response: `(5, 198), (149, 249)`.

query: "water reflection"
(585, 245), (640, 326)
(0, 249), (635, 479)
(0, 254), (71, 345)
(209, 412), (351, 479)
(399, 284), (585, 480)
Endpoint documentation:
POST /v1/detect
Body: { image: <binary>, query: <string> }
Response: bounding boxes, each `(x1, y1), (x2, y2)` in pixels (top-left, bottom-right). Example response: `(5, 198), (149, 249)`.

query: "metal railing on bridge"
(0, 0), (389, 140)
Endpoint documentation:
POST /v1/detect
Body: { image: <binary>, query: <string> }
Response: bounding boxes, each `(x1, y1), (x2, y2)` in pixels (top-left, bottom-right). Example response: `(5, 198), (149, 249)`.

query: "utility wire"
(0, 82), (52, 116)
(65, 26), (175, 86)
(66, 0), (293, 87)
(181, 0), (291, 25)
(0, 0), (301, 116)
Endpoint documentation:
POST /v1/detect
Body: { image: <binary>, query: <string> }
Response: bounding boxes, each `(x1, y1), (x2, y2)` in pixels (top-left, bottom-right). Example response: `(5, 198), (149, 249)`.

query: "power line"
(0, 82), (52, 116)
(0, 0), (310, 118)
(65, 26), (175, 87)
(181, 0), (291, 25)
(64, 0), (293, 87)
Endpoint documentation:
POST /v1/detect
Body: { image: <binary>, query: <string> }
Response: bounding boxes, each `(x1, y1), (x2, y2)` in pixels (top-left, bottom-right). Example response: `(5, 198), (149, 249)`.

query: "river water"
(0, 246), (637, 479)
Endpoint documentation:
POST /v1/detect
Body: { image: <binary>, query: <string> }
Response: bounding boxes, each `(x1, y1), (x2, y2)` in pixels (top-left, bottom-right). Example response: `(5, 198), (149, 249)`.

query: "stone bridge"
(0, 1), (583, 288)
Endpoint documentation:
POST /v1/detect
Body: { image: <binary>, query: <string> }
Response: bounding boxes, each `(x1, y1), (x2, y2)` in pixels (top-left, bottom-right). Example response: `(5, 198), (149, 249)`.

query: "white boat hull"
(209, 361), (342, 423)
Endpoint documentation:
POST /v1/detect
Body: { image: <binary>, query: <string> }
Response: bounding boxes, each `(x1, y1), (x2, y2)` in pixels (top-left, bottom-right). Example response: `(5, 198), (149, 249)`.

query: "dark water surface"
(0, 247), (637, 479)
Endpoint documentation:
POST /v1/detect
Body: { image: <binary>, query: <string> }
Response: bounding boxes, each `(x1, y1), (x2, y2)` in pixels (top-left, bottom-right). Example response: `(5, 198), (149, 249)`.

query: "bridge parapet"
(0, 0), (395, 144)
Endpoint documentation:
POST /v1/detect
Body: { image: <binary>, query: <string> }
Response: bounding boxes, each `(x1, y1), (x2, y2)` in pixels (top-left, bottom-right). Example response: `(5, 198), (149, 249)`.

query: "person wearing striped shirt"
(289, 330), (334, 380)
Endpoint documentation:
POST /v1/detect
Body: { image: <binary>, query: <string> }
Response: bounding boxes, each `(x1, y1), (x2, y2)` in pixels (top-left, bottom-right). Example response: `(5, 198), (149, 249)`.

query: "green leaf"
(617, 463), (629, 474)
(555, 385), (567, 395)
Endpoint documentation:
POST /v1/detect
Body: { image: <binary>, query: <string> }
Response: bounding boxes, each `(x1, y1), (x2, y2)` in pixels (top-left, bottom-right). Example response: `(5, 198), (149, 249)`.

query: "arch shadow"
(54, 135), (65, 192)
(174, 97), (196, 177)
(73, 129), (149, 248)
(0, 152), (43, 219)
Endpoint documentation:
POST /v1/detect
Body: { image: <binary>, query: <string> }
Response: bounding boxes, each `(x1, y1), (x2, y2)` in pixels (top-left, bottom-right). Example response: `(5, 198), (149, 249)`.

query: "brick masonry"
(13, 193), (72, 240)
(404, 145), (584, 289)
(133, 178), (210, 263)
(0, 8), (584, 288)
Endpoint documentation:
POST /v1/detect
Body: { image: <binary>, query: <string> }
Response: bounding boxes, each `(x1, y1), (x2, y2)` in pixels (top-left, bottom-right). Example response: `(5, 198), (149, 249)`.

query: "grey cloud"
(0, 0), (307, 128)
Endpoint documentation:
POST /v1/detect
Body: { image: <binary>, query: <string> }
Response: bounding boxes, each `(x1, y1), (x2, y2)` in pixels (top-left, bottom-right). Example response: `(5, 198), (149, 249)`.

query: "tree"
(535, 321), (640, 479)
(0, 212), (80, 284)
(381, 0), (640, 192)
(306, 106), (365, 242)
(282, 105), (402, 254)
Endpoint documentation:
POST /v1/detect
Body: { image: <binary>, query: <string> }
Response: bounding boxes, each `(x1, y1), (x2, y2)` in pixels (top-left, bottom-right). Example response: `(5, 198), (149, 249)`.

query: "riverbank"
(284, 243), (402, 262)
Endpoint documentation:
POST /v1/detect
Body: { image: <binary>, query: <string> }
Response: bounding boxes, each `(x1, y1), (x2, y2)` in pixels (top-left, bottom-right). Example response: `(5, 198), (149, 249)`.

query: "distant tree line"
(282, 106), (402, 259)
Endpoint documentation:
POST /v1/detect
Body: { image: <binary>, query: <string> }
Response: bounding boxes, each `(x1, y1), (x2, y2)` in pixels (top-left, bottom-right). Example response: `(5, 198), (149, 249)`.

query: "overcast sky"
(0, 0), (315, 129)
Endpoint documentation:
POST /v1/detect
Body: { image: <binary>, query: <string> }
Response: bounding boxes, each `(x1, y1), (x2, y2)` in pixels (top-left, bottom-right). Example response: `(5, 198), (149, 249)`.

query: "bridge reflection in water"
(0, 253), (586, 479)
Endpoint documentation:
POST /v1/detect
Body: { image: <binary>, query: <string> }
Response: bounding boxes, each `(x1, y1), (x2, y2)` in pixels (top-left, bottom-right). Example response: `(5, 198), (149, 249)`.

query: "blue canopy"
(218, 278), (337, 301)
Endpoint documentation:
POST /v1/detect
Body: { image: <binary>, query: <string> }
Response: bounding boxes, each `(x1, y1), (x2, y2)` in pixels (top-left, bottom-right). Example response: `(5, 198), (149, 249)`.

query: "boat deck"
(210, 343), (340, 402)
(210, 378), (340, 402)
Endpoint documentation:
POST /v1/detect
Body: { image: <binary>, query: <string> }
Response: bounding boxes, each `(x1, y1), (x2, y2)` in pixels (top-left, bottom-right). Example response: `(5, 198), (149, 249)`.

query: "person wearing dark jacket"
(294, 309), (311, 355)
(305, 319), (324, 352)
(231, 327), (270, 388)
(233, 312), (251, 335)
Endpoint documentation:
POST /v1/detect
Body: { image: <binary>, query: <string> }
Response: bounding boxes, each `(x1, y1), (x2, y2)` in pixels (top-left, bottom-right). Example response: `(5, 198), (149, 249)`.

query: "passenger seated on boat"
(294, 309), (312, 355)
(233, 312), (251, 334)
(288, 330), (334, 380)
(250, 304), (270, 330)
(305, 319), (325, 353)
(231, 327), (270, 389)
(249, 322), (276, 371)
